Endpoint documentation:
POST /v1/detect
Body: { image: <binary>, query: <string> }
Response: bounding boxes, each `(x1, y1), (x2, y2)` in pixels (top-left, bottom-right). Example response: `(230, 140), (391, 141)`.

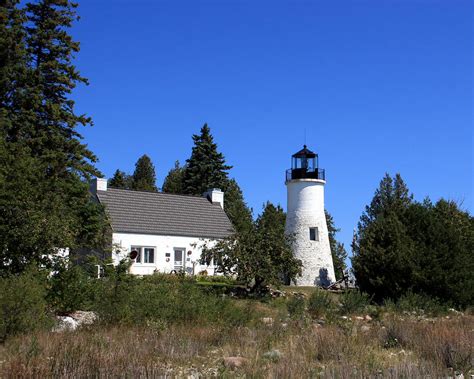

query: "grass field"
(1, 289), (472, 378)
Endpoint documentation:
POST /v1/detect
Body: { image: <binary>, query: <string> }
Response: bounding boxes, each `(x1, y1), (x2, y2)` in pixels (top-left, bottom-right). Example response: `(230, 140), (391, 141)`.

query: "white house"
(90, 178), (233, 275)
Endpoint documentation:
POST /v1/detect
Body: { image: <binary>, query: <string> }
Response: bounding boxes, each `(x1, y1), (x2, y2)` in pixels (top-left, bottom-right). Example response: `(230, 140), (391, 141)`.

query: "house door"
(174, 249), (184, 272)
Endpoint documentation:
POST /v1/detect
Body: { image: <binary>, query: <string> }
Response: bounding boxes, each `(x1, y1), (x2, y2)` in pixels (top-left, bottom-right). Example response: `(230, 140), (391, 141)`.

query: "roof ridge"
(105, 187), (209, 200)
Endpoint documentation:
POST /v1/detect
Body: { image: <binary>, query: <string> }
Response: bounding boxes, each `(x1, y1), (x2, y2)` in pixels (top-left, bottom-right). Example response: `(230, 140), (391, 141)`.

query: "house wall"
(111, 232), (219, 276)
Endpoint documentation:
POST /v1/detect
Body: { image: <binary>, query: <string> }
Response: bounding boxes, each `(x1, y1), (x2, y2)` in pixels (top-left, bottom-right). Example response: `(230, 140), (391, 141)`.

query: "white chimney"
(90, 177), (107, 195)
(204, 188), (224, 209)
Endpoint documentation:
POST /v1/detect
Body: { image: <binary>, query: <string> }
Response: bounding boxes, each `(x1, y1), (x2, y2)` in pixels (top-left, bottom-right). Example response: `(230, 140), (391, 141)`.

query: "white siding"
(111, 232), (218, 276)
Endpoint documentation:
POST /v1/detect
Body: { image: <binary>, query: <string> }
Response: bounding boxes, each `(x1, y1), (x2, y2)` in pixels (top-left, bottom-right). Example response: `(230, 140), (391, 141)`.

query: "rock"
(70, 311), (97, 326)
(53, 316), (78, 332)
(281, 322), (288, 329)
(223, 356), (248, 369)
(364, 315), (373, 321)
(263, 349), (283, 361)
(360, 325), (371, 333)
(355, 316), (364, 321)
(261, 317), (274, 326)
(340, 316), (348, 320)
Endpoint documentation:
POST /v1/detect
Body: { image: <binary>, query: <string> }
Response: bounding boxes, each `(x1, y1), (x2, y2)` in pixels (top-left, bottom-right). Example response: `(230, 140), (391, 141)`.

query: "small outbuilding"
(90, 178), (233, 275)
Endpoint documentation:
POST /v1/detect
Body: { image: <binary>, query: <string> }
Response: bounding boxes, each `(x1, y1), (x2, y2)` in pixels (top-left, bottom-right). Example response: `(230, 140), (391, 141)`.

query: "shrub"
(47, 261), (98, 314)
(287, 296), (306, 320)
(307, 290), (333, 318)
(395, 291), (448, 316)
(339, 290), (371, 314)
(93, 274), (253, 327)
(0, 268), (52, 341)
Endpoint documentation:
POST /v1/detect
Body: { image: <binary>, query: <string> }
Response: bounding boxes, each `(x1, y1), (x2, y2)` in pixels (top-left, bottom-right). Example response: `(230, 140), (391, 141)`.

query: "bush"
(287, 296), (306, 320)
(47, 261), (98, 314)
(339, 290), (371, 314)
(307, 290), (333, 318)
(94, 273), (253, 327)
(389, 291), (449, 316)
(0, 268), (52, 341)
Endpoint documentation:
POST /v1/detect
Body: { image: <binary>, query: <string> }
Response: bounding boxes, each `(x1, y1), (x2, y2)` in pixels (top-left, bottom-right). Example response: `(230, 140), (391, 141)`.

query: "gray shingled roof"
(96, 188), (233, 239)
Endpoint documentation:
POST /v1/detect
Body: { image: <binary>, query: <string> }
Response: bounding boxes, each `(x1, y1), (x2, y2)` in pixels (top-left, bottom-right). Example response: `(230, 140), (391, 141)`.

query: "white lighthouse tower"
(285, 145), (336, 286)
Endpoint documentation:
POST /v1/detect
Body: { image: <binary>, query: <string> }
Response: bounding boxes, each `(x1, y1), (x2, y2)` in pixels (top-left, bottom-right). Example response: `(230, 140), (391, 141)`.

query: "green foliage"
(47, 260), (97, 314)
(182, 123), (231, 195)
(131, 154), (158, 191)
(162, 160), (185, 194)
(201, 202), (301, 292)
(0, 268), (52, 342)
(385, 291), (449, 316)
(325, 210), (347, 280)
(353, 173), (473, 307)
(287, 296), (306, 320)
(223, 178), (253, 234)
(108, 169), (132, 189)
(339, 290), (371, 314)
(94, 274), (253, 327)
(0, 0), (108, 274)
(307, 290), (333, 318)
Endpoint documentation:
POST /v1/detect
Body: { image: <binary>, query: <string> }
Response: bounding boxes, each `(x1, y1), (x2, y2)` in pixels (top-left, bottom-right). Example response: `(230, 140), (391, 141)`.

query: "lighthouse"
(285, 145), (336, 286)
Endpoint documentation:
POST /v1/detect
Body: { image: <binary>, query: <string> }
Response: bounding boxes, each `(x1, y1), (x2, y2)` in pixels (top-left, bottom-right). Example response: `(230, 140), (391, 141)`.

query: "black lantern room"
(286, 145), (325, 181)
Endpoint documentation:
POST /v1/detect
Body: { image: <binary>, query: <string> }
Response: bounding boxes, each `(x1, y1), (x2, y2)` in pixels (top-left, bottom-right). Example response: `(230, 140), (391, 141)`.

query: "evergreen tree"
(223, 178), (253, 234)
(182, 124), (231, 195)
(325, 210), (348, 281)
(131, 154), (157, 192)
(0, 0), (107, 274)
(23, 0), (98, 178)
(109, 169), (131, 189)
(162, 160), (184, 194)
(352, 173), (415, 301)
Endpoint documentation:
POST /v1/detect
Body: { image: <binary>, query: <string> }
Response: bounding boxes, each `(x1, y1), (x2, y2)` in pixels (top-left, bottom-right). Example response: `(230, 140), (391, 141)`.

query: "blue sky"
(72, 0), (473, 257)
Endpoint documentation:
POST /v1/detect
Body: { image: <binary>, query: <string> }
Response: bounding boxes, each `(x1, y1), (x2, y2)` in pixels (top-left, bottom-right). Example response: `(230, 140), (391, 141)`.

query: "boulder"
(70, 311), (98, 326)
(53, 316), (78, 332)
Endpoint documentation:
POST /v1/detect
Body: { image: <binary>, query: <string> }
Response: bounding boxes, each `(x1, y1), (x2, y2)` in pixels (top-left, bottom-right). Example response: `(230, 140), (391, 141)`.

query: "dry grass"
(1, 312), (472, 378)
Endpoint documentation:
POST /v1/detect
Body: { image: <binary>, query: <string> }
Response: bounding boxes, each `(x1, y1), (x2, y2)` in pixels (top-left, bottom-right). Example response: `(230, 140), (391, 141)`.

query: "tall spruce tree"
(162, 160), (185, 194)
(223, 179), (253, 234)
(325, 210), (348, 281)
(131, 154), (158, 192)
(0, 0), (107, 274)
(109, 169), (131, 189)
(352, 173), (415, 301)
(182, 124), (231, 195)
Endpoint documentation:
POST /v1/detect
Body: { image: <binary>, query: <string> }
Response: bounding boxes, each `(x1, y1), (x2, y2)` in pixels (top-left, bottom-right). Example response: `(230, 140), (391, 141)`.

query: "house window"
(131, 246), (155, 264)
(309, 227), (319, 241)
(144, 248), (155, 263)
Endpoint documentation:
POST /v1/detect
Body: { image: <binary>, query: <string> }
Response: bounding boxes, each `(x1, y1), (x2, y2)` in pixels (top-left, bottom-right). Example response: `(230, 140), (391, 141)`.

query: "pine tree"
(352, 173), (415, 301)
(131, 154), (157, 192)
(325, 210), (347, 281)
(182, 124), (231, 195)
(23, 0), (98, 179)
(0, 1), (107, 274)
(109, 169), (131, 189)
(223, 179), (253, 234)
(162, 160), (184, 194)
